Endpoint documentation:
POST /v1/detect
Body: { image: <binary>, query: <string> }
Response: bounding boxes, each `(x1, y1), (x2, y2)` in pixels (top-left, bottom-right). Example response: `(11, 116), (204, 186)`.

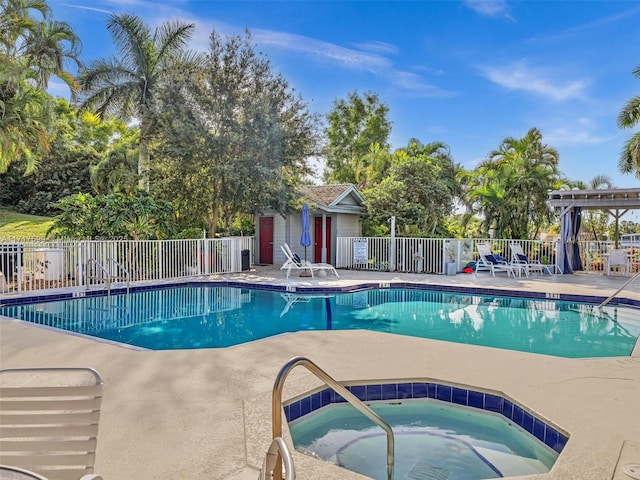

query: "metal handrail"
(271, 356), (394, 480)
(86, 258), (130, 295)
(86, 258), (111, 292)
(107, 257), (130, 294)
(258, 437), (295, 480)
(598, 269), (640, 308)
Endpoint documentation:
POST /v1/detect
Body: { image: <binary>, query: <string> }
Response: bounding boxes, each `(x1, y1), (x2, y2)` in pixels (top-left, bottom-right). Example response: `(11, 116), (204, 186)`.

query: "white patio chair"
(0, 367), (104, 480)
(280, 243), (339, 279)
(509, 243), (554, 276)
(606, 249), (630, 276)
(475, 244), (516, 277)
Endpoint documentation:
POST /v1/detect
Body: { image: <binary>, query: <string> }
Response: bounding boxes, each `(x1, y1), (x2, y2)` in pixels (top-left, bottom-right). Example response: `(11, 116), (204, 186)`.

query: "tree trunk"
(138, 140), (150, 192)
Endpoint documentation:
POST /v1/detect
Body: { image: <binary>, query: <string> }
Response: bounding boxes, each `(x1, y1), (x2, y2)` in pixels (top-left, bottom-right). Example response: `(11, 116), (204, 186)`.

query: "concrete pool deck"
(1, 267), (640, 480)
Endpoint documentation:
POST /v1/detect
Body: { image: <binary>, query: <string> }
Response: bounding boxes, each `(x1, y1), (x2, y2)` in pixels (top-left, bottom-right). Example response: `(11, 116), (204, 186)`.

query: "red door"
(259, 217), (273, 264)
(314, 217), (332, 263)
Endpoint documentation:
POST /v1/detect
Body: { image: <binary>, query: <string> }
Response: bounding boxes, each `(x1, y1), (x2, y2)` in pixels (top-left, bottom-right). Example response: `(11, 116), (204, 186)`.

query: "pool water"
(289, 400), (559, 479)
(1, 286), (638, 356)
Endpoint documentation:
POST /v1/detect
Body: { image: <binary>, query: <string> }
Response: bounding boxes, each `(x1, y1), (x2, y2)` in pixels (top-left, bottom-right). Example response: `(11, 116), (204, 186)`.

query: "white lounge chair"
(0, 367), (104, 480)
(280, 244), (339, 279)
(606, 249), (630, 276)
(509, 243), (554, 276)
(475, 243), (516, 277)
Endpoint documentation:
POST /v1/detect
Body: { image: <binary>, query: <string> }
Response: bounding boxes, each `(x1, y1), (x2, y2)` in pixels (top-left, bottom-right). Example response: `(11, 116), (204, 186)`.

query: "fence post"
(389, 216), (396, 272)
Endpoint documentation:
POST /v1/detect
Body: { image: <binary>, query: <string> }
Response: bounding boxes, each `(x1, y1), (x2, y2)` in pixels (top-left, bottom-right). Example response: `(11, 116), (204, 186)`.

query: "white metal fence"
(0, 237), (254, 294)
(337, 237), (560, 274)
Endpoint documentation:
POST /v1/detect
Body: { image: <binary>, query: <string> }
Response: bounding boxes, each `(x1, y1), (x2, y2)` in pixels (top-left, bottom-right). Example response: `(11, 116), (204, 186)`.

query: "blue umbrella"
(301, 203), (311, 262)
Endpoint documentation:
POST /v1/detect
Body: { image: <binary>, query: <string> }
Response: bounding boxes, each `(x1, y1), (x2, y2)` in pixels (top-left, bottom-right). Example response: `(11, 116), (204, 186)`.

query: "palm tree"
(0, 0), (81, 173)
(78, 14), (198, 192)
(465, 128), (560, 239)
(617, 64), (640, 178)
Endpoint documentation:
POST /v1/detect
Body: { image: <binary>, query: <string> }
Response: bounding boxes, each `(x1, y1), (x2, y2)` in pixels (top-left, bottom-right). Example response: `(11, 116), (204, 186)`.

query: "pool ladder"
(267, 356), (395, 480)
(598, 269), (640, 308)
(86, 257), (130, 295)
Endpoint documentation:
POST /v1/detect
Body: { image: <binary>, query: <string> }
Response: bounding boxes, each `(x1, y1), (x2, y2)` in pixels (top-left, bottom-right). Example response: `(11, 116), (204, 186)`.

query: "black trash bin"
(241, 249), (250, 271)
(0, 244), (23, 281)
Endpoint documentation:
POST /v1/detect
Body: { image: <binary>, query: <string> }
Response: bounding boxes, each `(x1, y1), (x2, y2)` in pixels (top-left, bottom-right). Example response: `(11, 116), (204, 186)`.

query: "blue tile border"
(3, 279), (640, 309)
(284, 380), (569, 455)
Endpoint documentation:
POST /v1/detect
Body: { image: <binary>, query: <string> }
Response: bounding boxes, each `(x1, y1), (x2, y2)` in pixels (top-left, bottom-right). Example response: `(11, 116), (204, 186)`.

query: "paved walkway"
(1, 267), (639, 480)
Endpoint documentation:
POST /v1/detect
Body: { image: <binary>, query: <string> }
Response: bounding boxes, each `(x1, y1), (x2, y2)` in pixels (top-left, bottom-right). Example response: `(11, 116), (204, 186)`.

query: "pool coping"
(3, 278), (640, 307)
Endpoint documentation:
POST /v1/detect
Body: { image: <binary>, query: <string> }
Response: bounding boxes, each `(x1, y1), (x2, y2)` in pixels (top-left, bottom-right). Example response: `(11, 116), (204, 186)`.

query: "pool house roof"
(548, 187), (640, 212)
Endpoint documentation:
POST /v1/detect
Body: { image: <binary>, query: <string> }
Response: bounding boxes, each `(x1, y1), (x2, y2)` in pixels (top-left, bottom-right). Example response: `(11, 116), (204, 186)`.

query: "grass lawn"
(0, 208), (54, 239)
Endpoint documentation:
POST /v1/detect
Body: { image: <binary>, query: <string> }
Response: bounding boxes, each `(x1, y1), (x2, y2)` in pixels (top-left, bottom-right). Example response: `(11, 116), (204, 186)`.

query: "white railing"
(0, 237), (254, 294)
(337, 237), (560, 274)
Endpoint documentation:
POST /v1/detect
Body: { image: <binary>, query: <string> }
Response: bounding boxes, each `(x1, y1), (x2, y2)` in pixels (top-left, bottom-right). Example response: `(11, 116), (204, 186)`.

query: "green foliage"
(78, 13), (201, 191)
(463, 128), (561, 239)
(323, 90), (391, 185)
(362, 138), (457, 237)
(0, 98), (130, 215)
(617, 64), (640, 178)
(0, 0), (81, 173)
(48, 191), (176, 239)
(151, 29), (319, 237)
(612, 220), (640, 237)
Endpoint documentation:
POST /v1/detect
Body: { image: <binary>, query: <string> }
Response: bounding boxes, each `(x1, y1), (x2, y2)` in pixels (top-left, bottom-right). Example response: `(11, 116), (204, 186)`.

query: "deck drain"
(407, 459), (450, 480)
(623, 463), (640, 480)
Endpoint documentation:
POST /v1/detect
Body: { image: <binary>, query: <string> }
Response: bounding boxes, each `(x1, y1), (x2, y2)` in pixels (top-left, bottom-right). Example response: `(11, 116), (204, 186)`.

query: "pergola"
(547, 187), (640, 273)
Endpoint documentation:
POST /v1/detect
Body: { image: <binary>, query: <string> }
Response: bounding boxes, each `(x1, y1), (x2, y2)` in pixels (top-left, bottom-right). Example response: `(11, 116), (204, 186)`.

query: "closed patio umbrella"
(301, 203), (311, 262)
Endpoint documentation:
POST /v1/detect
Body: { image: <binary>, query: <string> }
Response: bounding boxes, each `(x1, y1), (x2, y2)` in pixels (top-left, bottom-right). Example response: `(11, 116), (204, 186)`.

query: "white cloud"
(252, 29), (392, 74)
(351, 41), (399, 55)
(464, 0), (514, 21)
(543, 127), (611, 146)
(480, 60), (588, 101)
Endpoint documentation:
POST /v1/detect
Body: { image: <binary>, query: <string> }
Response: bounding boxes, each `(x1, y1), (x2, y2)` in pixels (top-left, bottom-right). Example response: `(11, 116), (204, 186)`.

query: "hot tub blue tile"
(310, 392), (322, 411)
(332, 390), (347, 403)
(412, 382), (428, 398)
(555, 434), (569, 453)
(513, 405), (524, 426)
(436, 384), (452, 402)
(300, 396), (311, 416)
(284, 404), (291, 421)
(427, 383), (437, 399)
(484, 394), (502, 413)
(382, 384), (398, 400)
(533, 419), (546, 442)
(522, 412), (534, 433)
(350, 385), (367, 401)
(289, 401), (301, 421)
(366, 384), (382, 401)
(468, 390), (484, 409)
(397, 383), (412, 399)
(321, 389), (332, 407)
(544, 428), (559, 450)
(452, 387), (468, 406)
(502, 399), (514, 419)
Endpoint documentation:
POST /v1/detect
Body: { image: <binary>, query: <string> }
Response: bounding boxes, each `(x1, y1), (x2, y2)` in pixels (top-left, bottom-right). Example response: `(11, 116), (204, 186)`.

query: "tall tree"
(618, 64), (640, 178)
(78, 13), (199, 191)
(0, 0), (81, 173)
(323, 90), (391, 184)
(363, 138), (457, 236)
(152, 29), (320, 237)
(465, 128), (561, 239)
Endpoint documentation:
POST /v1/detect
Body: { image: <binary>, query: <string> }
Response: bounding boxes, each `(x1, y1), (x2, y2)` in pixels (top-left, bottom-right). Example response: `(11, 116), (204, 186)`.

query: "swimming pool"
(289, 400), (560, 479)
(1, 285), (639, 356)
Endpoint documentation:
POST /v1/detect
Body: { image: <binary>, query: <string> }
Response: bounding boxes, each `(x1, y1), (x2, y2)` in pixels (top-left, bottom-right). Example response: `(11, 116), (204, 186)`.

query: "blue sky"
(49, 0), (640, 189)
